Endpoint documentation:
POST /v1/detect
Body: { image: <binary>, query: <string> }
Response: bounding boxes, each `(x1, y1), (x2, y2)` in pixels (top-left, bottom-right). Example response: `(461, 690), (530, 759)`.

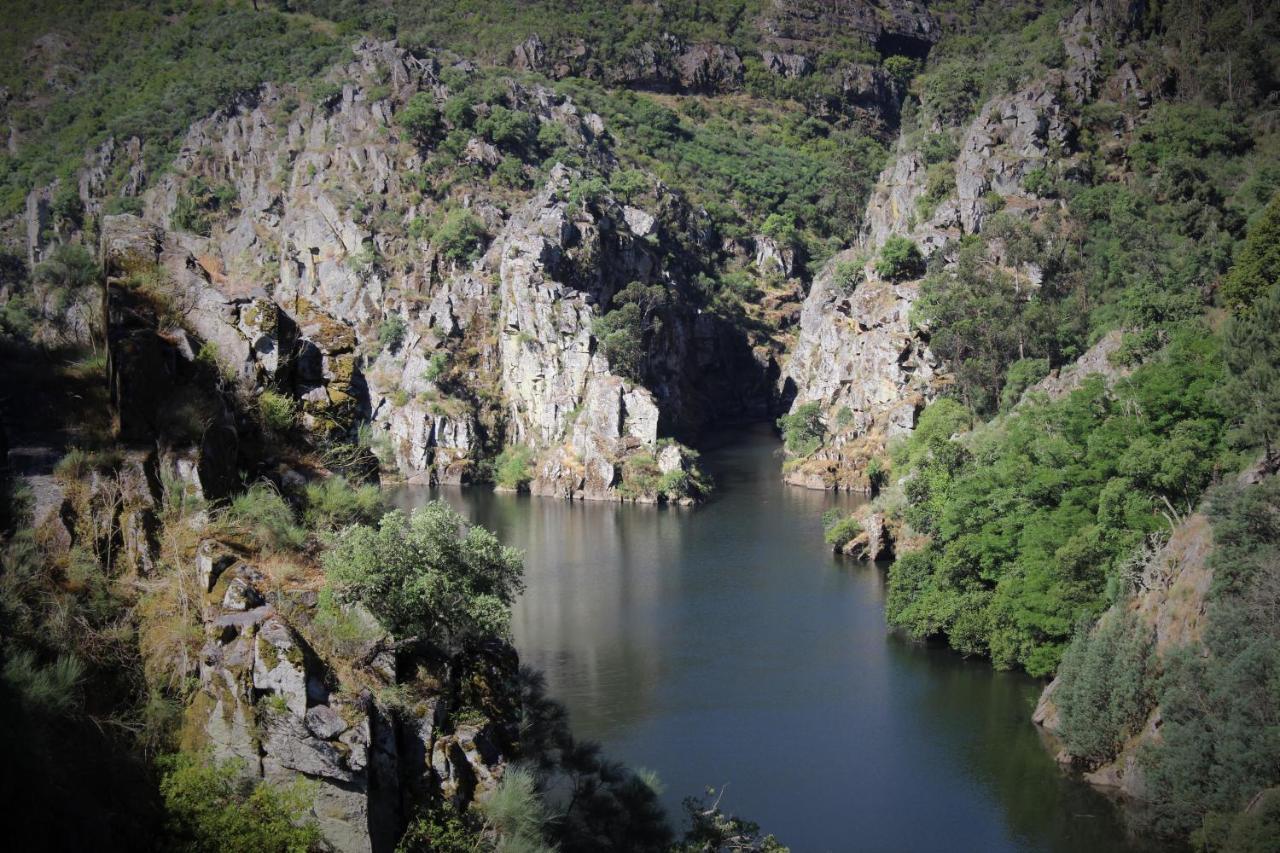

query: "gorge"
(2, 1), (1279, 851)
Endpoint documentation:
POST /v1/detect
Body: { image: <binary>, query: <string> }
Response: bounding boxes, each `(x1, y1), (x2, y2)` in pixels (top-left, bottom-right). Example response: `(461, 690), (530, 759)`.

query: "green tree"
(1221, 193), (1280, 308)
(397, 92), (442, 147)
(323, 502), (524, 650)
(593, 282), (667, 383)
(1220, 283), (1280, 461)
(875, 236), (925, 281)
(777, 402), (824, 456)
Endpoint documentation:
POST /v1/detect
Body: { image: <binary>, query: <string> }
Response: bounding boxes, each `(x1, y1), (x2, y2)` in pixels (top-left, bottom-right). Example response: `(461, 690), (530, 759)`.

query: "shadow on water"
(390, 423), (1158, 853)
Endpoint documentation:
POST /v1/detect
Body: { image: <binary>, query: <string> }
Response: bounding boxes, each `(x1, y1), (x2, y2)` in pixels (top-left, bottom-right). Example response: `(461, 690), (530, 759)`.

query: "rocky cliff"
(777, 1), (1134, 491)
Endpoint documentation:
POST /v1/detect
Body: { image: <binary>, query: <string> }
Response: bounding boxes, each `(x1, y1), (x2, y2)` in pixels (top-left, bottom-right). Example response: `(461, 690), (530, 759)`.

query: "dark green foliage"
(875, 236), (925, 281)
(673, 788), (790, 852)
(1221, 194), (1280, 309)
(477, 105), (538, 151)
(222, 482), (306, 551)
(777, 402), (824, 457)
(1054, 610), (1155, 765)
(1219, 284), (1280, 461)
(1140, 478), (1280, 841)
(887, 328), (1231, 675)
(593, 281), (667, 382)
(823, 513), (861, 550)
(323, 502), (524, 651)
(159, 753), (321, 853)
(431, 209), (489, 263)
(396, 92), (442, 147)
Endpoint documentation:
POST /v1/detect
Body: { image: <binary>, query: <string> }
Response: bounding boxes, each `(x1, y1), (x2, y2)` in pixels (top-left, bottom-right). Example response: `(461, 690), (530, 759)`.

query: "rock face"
(104, 41), (764, 499)
(778, 2), (1129, 489)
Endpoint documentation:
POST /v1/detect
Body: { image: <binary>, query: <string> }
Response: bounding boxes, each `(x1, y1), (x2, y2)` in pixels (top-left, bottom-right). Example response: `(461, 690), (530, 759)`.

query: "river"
(391, 423), (1150, 853)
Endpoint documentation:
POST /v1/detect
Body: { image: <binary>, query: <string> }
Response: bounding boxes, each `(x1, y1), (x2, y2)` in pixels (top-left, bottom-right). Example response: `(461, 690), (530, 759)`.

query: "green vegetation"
(1220, 282), (1280, 462)
(593, 281), (668, 383)
(301, 475), (385, 530)
(378, 313), (408, 354)
(172, 177), (239, 237)
(221, 482), (307, 552)
(323, 502), (524, 650)
(430, 209), (489, 264)
(1138, 478), (1280, 843)
(822, 511), (861, 551)
(1221, 194), (1280, 308)
(494, 445), (534, 491)
(887, 327), (1232, 676)
(397, 92), (443, 148)
(159, 753), (321, 853)
(875, 236), (925, 281)
(1054, 611), (1155, 765)
(257, 389), (297, 433)
(777, 402), (824, 457)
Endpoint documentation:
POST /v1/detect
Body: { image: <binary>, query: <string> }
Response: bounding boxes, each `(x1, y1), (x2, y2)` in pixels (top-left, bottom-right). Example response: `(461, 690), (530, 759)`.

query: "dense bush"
(1139, 478), (1280, 841)
(159, 753), (320, 853)
(396, 92), (442, 147)
(1219, 283), (1280, 461)
(1054, 610), (1155, 765)
(323, 502), (524, 650)
(875, 237), (925, 281)
(221, 482), (306, 552)
(494, 445), (534, 491)
(1220, 194), (1280, 309)
(777, 402), (824, 457)
(887, 327), (1231, 675)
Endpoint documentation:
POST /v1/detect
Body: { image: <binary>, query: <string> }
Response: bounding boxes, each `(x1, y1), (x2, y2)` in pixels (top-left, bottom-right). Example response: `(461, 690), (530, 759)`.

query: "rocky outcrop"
(781, 250), (940, 492)
(779, 5), (1128, 489)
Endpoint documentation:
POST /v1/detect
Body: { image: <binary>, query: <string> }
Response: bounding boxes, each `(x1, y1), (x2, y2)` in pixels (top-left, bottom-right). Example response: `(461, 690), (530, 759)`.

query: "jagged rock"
(674, 43), (744, 92)
(306, 704), (349, 740)
(253, 616), (309, 718)
(781, 250), (940, 489)
(761, 50), (811, 78)
(840, 509), (893, 561)
(754, 235), (795, 277)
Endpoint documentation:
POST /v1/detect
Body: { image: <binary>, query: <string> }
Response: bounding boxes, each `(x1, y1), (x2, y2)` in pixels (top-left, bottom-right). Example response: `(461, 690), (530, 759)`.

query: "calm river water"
(392, 423), (1150, 853)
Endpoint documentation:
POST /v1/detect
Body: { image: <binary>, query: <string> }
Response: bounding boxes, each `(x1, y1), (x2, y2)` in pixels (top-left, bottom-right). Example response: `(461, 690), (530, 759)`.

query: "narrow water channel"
(392, 423), (1149, 853)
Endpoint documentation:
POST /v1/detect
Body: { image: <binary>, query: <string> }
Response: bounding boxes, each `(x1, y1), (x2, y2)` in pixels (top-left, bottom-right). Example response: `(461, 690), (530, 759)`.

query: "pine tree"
(1221, 283), (1280, 463)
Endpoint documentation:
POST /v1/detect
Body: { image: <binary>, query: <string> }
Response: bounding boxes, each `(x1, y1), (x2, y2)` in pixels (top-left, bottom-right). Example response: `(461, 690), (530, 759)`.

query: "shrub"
(481, 767), (552, 852)
(258, 390), (296, 433)
(301, 476), (384, 531)
(159, 753), (321, 853)
(824, 515), (861, 550)
(831, 259), (864, 295)
(221, 483), (305, 552)
(397, 92), (442, 147)
(494, 445), (534, 491)
(322, 502), (524, 650)
(777, 402), (824, 456)
(432, 209), (488, 264)
(875, 236), (926, 281)
(377, 313), (407, 353)
(424, 351), (449, 383)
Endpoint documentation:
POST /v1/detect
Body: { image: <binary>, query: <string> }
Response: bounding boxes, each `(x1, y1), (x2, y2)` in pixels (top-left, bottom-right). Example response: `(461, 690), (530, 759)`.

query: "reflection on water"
(391, 424), (1152, 853)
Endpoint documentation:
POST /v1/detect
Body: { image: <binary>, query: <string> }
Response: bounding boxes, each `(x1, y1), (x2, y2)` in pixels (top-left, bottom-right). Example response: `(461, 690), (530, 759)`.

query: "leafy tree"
(1221, 193), (1280, 308)
(1219, 283), (1280, 462)
(323, 502), (524, 650)
(397, 92), (442, 147)
(593, 281), (667, 382)
(875, 236), (925, 281)
(777, 402), (824, 456)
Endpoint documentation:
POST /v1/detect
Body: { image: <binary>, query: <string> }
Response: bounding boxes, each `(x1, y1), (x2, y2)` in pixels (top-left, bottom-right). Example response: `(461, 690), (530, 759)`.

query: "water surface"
(393, 424), (1148, 852)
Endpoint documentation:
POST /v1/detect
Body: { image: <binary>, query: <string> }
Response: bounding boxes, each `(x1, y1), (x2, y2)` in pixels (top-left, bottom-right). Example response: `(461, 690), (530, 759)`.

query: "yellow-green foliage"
(159, 753), (321, 853)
